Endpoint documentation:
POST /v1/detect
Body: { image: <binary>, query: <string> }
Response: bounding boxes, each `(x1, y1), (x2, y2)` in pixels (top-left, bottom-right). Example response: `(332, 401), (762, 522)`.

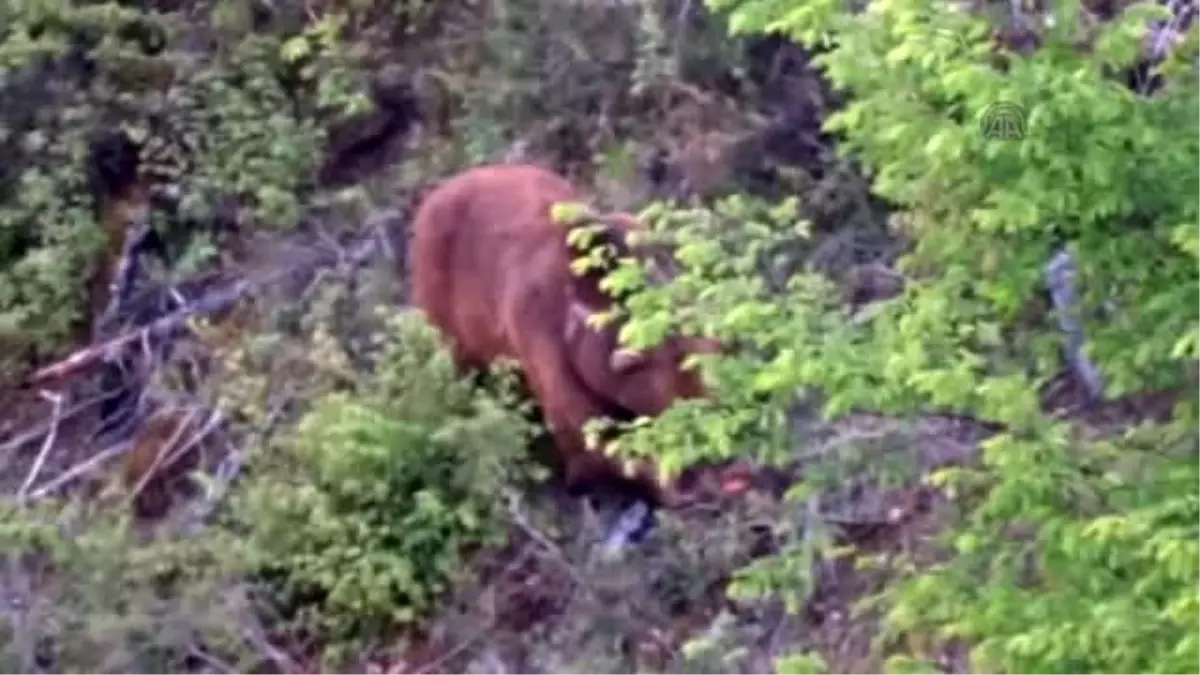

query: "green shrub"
(0, 0), (367, 364)
(0, 501), (257, 673)
(592, 0), (1200, 669)
(232, 311), (539, 665)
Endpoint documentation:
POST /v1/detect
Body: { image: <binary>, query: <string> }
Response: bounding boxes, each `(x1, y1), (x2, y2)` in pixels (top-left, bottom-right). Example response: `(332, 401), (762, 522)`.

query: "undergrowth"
(0, 0), (1195, 672)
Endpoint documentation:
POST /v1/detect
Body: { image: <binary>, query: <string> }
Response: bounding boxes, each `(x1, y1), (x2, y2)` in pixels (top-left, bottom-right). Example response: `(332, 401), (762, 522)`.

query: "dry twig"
(26, 232), (384, 388)
(17, 391), (65, 504)
(26, 279), (255, 388)
(26, 440), (131, 500)
(128, 406), (224, 502)
(95, 219), (169, 341)
(0, 386), (126, 472)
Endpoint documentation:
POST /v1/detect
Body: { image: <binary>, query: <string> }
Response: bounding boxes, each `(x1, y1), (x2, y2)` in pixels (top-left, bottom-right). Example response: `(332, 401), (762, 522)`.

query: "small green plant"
(233, 311), (539, 665)
(597, 194), (846, 480)
(600, 0), (1200, 671)
(0, 0), (369, 364)
(0, 500), (258, 673)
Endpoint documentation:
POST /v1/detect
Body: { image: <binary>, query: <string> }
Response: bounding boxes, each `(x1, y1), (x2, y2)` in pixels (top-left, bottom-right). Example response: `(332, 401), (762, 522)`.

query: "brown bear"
(406, 163), (721, 507)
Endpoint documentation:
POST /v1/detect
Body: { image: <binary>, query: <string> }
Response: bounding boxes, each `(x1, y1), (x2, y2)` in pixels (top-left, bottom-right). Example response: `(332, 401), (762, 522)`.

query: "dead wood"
(25, 231), (387, 389)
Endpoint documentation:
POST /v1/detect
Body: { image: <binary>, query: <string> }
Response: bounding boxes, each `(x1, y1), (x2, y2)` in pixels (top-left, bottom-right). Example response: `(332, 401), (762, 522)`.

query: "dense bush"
(1, 0), (1195, 671)
(0, 307), (539, 672)
(0, 500), (258, 673)
(599, 0), (1199, 671)
(231, 312), (538, 665)
(0, 0), (368, 366)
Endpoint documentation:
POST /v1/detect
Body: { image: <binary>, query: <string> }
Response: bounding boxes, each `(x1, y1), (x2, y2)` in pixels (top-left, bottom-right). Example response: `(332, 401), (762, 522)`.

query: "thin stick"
(128, 407), (206, 500)
(17, 391), (65, 504)
(155, 409), (224, 478)
(0, 385), (128, 466)
(26, 440), (131, 500)
(181, 402), (287, 535)
(125, 407), (224, 514)
(26, 232), (383, 388)
(95, 219), (161, 341)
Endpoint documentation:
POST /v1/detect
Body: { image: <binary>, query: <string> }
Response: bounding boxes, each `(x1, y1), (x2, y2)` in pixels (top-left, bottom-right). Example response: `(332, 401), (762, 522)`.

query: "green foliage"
(596, 0), (1200, 671)
(774, 651), (829, 674)
(0, 500), (257, 673)
(600, 194), (852, 476)
(232, 312), (538, 665)
(0, 0), (368, 362)
(449, 0), (749, 177)
(2, 0), (1195, 670)
(457, 0), (648, 162)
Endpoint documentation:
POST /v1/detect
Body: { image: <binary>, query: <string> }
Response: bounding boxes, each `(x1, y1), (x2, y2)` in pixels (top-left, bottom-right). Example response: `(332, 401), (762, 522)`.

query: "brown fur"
(560, 210), (722, 416)
(407, 164), (720, 507)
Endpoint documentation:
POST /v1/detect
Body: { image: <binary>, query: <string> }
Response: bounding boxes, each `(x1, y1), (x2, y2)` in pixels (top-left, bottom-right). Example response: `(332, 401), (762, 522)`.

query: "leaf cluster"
(0, 0), (370, 364)
(229, 312), (539, 666)
(598, 0), (1200, 670)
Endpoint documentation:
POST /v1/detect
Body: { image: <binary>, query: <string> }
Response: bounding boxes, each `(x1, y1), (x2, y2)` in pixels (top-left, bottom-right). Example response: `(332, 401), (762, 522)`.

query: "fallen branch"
(94, 219), (171, 341)
(25, 279), (254, 388)
(26, 440), (131, 500)
(25, 232), (385, 388)
(128, 406), (223, 503)
(17, 391), (65, 504)
(180, 401), (288, 537)
(0, 385), (128, 471)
